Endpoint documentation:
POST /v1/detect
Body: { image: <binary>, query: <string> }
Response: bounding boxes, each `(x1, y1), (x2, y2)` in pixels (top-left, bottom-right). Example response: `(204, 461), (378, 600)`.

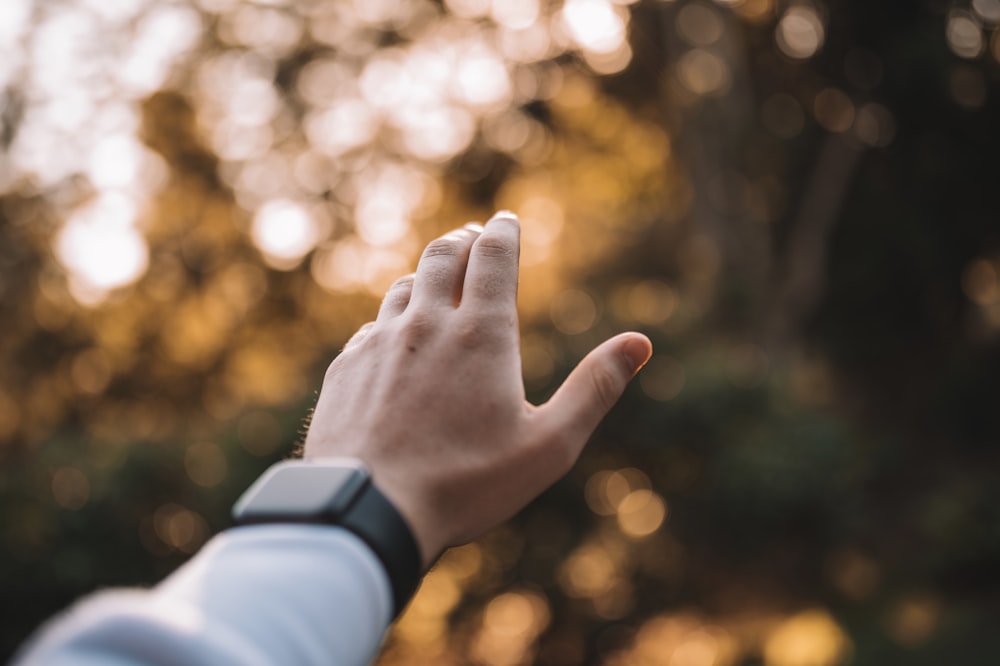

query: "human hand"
(303, 212), (652, 568)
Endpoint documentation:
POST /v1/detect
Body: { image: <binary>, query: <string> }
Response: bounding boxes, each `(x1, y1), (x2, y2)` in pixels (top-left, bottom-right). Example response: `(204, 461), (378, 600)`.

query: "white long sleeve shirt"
(13, 525), (394, 665)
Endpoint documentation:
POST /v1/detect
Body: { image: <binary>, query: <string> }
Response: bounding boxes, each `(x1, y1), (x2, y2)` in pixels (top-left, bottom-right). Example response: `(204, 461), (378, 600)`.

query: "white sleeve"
(13, 525), (394, 666)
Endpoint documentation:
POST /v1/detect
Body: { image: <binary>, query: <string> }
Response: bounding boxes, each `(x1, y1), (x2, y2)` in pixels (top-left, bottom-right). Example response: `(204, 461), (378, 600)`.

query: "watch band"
(231, 459), (422, 619)
(340, 480), (421, 619)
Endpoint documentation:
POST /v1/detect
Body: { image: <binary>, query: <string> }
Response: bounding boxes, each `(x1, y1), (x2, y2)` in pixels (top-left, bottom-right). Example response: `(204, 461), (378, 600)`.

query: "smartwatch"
(232, 458), (421, 618)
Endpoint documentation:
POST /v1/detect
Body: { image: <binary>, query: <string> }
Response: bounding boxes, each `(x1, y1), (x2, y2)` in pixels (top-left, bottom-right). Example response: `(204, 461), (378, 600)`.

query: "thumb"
(539, 332), (652, 445)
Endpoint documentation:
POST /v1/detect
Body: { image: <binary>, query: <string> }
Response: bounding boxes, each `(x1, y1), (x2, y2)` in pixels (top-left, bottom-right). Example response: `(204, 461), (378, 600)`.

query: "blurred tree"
(3, 0), (1000, 664)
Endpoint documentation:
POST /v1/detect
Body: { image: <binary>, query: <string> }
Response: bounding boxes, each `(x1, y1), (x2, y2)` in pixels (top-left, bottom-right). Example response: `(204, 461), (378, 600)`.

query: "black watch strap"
(231, 459), (422, 619)
(341, 481), (421, 619)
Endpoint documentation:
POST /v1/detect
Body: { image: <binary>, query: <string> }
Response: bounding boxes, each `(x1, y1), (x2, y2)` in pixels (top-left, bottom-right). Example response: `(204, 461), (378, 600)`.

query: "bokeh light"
(471, 590), (551, 665)
(550, 289), (599, 334)
(559, 542), (620, 599)
(585, 467), (652, 515)
(561, 0), (628, 55)
(184, 442), (228, 488)
(677, 3), (725, 46)
(55, 194), (150, 305)
(762, 93), (806, 138)
(639, 355), (687, 401)
(886, 597), (940, 647)
(962, 258), (1000, 305)
(609, 615), (739, 666)
(4, 1), (999, 664)
(946, 10), (984, 58)
(775, 6), (825, 60)
(826, 549), (880, 601)
(151, 503), (209, 555)
(251, 199), (323, 269)
(51, 467), (91, 511)
(949, 65), (988, 109)
(852, 102), (895, 147)
(764, 610), (850, 666)
(813, 88), (854, 133)
(973, 0), (1000, 24)
(616, 488), (668, 538)
(678, 48), (732, 96)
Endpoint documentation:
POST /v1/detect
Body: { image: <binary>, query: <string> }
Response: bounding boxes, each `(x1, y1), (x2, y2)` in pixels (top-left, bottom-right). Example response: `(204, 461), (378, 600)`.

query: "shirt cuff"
(15, 524), (394, 666)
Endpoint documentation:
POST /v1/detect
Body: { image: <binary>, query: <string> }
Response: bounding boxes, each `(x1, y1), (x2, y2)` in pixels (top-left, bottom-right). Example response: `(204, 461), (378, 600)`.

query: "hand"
(303, 211), (652, 568)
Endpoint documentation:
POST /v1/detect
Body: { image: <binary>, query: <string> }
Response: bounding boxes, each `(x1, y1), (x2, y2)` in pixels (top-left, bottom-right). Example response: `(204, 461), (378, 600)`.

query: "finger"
(409, 224), (483, 309)
(377, 274), (415, 322)
(343, 322), (376, 351)
(461, 211), (520, 311)
(538, 332), (652, 447)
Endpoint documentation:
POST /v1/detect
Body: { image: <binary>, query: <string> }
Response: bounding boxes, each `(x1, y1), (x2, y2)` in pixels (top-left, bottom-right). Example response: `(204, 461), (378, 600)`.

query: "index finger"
(460, 211), (520, 311)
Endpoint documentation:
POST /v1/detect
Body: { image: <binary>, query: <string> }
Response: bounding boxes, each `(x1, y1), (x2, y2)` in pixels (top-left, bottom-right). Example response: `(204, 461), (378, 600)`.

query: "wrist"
(372, 482), (445, 571)
(232, 458), (424, 617)
(301, 450), (447, 570)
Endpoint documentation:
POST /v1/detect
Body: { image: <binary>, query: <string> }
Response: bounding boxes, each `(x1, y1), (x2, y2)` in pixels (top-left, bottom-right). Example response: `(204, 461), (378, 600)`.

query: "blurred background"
(2, 0), (1000, 663)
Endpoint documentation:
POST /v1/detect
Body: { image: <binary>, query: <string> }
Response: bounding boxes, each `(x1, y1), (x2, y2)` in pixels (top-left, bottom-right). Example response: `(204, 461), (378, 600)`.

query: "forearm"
(14, 525), (392, 666)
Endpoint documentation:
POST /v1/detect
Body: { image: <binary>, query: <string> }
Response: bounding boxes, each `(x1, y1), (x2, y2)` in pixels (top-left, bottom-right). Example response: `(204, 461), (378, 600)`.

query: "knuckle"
(474, 235), (517, 259)
(336, 323), (378, 360)
(359, 322), (379, 341)
(383, 293), (408, 310)
(454, 311), (514, 348)
(383, 285), (411, 309)
(482, 308), (518, 333)
(453, 317), (490, 349)
(389, 274), (415, 292)
(401, 311), (439, 344)
(589, 365), (623, 413)
(422, 238), (462, 259)
(453, 323), (480, 350)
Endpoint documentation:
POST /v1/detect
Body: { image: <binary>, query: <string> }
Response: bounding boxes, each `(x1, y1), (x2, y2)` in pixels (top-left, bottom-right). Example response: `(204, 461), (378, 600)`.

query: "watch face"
(233, 460), (370, 523)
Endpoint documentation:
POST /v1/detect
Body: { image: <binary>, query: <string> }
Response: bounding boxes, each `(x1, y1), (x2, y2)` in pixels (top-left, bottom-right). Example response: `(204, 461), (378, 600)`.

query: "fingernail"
(489, 210), (518, 223)
(622, 336), (652, 376)
(464, 222), (484, 233)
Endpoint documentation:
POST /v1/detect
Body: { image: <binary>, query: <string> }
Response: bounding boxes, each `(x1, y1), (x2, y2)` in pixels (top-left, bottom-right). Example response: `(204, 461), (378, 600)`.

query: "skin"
(303, 211), (653, 569)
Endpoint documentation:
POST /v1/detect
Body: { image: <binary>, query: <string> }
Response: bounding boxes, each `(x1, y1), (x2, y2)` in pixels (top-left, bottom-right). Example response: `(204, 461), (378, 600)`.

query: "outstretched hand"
(304, 212), (652, 568)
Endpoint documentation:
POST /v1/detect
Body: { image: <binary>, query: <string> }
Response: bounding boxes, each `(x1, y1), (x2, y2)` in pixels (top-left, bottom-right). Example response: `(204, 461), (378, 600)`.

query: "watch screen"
(235, 462), (369, 521)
